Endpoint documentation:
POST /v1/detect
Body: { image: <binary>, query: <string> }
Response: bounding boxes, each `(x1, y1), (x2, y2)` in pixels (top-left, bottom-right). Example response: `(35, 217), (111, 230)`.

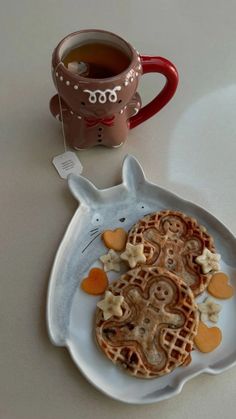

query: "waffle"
(127, 210), (217, 296)
(95, 266), (198, 379)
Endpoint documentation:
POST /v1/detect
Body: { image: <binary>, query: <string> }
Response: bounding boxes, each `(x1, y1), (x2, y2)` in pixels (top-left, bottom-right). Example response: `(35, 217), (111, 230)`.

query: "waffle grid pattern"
(95, 266), (199, 378)
(127, 210), (216, 296)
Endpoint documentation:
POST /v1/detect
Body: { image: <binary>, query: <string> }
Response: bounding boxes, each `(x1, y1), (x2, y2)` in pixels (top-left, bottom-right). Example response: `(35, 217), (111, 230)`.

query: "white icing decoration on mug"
(109, 91), (117, 102)
(124, 69), (136, 86)
(99, 91), (107, 104)
(83, 86), (122, 104)
(85, 91), (97, 103)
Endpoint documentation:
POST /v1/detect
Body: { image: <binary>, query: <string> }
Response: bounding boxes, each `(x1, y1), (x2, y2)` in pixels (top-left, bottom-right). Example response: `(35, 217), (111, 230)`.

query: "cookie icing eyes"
(152, 281), (173, 303)
(162, 216), (185, 237)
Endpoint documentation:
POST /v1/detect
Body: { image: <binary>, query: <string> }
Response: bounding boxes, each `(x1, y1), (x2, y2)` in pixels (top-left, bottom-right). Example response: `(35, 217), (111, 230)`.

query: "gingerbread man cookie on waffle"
(95, 266), (198, 378)
(127, 210), (218, 296)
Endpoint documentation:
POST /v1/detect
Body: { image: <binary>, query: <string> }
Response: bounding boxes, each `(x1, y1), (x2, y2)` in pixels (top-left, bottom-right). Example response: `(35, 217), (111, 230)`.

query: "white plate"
(47, 155), (236, 404)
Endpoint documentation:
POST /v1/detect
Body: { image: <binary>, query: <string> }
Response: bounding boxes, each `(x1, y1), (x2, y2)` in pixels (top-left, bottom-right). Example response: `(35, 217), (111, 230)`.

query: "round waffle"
(95, 266), (198, 379)
(127, 210), (217, 296)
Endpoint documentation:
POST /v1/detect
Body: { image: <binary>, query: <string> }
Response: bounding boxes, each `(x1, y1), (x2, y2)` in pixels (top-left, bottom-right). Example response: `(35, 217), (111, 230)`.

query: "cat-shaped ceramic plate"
(47, 155), (236, 404)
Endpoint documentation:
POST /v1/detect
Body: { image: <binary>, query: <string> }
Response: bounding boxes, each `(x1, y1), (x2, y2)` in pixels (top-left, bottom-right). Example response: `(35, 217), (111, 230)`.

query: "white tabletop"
(1, 1), (236, 417)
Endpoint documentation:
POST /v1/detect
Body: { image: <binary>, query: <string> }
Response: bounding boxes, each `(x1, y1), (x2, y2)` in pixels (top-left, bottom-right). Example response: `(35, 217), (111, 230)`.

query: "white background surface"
(1, 0), (236, 418)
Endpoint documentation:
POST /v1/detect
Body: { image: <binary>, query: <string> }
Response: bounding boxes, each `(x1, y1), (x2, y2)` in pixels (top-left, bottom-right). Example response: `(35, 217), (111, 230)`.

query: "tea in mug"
(63, 42), (131, 78)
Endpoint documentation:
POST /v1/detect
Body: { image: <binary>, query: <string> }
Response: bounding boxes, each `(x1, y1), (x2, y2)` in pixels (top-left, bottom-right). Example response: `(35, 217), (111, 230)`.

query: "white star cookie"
(196, 248), (221, 274)
(97, 291), (124, 320)
(99, 249), (120, 272)
(198, 297), (221, 323)
(120, 243), (146, 268)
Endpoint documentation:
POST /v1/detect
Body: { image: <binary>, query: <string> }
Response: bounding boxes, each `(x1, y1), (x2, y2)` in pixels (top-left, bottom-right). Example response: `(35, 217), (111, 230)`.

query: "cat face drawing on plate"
(67, 155), (150, 254)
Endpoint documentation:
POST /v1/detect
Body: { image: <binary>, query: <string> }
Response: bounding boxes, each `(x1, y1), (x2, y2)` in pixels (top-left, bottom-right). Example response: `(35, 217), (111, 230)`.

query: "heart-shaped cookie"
(81, 268), (108, 295)
(208, 272), (234, 299)
(194, 321), (222, 353)
(102, 228), (127, 251)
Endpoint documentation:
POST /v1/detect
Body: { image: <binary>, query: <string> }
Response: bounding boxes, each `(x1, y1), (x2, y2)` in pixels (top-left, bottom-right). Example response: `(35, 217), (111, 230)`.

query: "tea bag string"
(54, 61), (68, 152)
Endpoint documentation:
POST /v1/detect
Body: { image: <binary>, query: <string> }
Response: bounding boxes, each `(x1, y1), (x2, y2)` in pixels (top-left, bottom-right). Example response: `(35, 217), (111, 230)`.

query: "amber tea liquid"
(63, 42), (131, 78)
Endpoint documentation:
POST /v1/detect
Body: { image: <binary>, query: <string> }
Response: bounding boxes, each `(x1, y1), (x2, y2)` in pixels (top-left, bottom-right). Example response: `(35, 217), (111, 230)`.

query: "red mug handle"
(129, 56), (179, 129)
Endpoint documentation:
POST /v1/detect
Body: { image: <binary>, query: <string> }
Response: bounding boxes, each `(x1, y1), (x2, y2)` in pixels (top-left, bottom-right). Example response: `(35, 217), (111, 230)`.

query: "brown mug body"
(50, 30), (142, 149)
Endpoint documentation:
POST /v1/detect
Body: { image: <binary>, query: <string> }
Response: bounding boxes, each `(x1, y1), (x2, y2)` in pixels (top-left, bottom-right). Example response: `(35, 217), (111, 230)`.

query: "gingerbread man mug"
(50, 30), (179, 149)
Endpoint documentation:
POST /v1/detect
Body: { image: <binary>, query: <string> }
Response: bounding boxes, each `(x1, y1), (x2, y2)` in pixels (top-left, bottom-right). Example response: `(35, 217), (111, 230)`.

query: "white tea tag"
(52, 151), (83, 179)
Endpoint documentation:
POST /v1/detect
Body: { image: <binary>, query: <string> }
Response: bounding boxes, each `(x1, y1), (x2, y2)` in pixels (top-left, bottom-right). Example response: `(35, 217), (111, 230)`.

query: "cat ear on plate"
(122, 155), (146, 193)
(68, 174), (100, 205)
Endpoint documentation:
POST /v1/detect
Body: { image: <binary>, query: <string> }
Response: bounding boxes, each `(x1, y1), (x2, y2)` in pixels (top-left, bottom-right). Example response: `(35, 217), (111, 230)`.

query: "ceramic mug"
(50, 29), (179, 149)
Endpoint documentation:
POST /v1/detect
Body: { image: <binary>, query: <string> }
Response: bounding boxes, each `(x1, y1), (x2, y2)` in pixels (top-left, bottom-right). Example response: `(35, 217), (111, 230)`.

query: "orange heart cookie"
(102, 228), (127, 251)
(208, 272), (234, 299)
(81, 268), (108, 295)
(194, 321), (222, 353)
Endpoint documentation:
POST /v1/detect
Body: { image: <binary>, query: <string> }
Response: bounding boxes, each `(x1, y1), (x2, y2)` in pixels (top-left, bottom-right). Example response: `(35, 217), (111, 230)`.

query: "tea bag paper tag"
(52, 151), (83, 179)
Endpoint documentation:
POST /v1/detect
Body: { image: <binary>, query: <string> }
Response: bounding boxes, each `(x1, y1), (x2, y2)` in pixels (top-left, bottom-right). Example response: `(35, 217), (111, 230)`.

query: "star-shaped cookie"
(120, 243), (146, 268)
(97, 291), (124, 320)
(196, 248), (221, 274)
(99, 249), (121, 272)
(198, 297), (221, 323)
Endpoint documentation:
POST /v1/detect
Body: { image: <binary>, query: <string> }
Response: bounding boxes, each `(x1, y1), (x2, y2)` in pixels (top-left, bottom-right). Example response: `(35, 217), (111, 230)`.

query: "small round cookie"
(127, 210), (217, 296)
(95, 266), (199, 379)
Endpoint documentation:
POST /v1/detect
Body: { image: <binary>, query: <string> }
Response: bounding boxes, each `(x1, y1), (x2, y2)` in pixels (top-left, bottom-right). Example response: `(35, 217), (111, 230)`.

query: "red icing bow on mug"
(84, 115), (115, 127)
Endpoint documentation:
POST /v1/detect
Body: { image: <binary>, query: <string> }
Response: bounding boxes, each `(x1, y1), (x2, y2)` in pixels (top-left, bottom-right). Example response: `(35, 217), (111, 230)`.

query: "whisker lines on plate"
(90, 229), (100, 237)
(82, 232), (101, 253)
(90, 227), (100, 233)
